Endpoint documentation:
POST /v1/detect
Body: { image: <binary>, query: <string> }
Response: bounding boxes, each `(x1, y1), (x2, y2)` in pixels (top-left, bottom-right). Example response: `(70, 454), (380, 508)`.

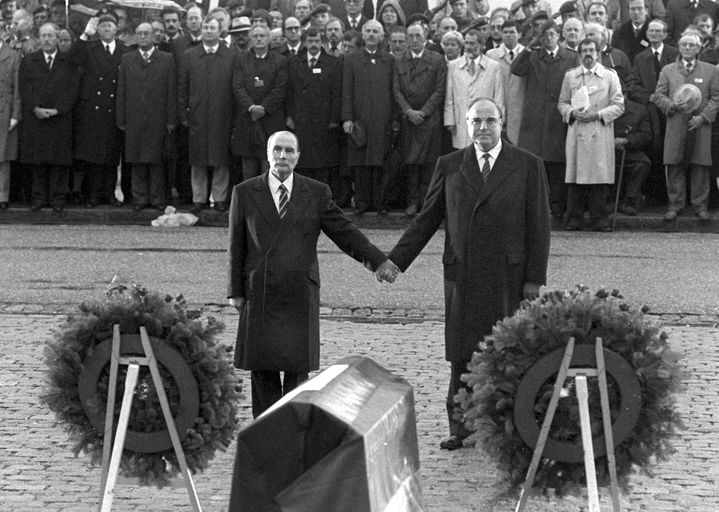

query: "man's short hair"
(578, 37), (598, 52)
(693, 13), (713, 25)
(562, 17), (583, 32)
(325, 16), (345, 30)
(501, 19), (519, 31)
(160, 7), (179, 18)
(467, 97), (503, 118)
(250, 24), (271, 36)
(303, 26), (322, 40)
(388, 25), (407, 36)
(647, 18), (667, 31)
(586, 1), (607, 14)
(267, 131), (300, 152)
(464, 28), (481, 39)
(441, 29), (464, 47)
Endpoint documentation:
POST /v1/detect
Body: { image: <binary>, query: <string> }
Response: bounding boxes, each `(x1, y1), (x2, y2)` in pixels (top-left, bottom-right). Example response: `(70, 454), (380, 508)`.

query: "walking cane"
(611, 148), (627, 232)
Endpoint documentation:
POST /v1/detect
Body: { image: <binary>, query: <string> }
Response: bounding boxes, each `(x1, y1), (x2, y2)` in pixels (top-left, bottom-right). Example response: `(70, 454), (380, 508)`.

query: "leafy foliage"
(42, 281), (243, 486)
(458, 286), (683, 495)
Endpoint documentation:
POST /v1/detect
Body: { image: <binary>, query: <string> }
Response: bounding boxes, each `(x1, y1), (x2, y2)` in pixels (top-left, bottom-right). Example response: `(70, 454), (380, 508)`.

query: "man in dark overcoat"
(393, 23), (447, 217)
(342, 20), (395, 214)
(385, 97), (551, 450)
(610, 0), (650, 64)
(73, 11), (132, 208)
(227, 130), (392, 418)
(285, 27), (341, 186)
(178, 14), (236, 213)
(116, 23), (177, 211)
(170, 4), (203, 205)
(20, 23), (80, 212)
(232, 24), (288, 181)
(511, 18), (578, 220)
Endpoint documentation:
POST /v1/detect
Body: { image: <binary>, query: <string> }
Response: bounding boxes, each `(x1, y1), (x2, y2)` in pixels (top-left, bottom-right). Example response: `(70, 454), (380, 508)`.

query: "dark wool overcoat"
(178, 43), (236, 167)
(71, 39), (132, 166)
(511, 46), (579, 163)
(116, 50), (177, 164)
(285, 50), (341, 169)
(389, 143), (551, 362)
(227, 172), (386, 373)
(19, 50), (79, 165)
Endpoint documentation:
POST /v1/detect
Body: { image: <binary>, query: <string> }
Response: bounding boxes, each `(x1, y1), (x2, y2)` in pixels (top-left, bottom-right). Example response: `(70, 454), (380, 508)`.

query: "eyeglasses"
(285, 25), (301, 31)
(468, 116), (500, 128)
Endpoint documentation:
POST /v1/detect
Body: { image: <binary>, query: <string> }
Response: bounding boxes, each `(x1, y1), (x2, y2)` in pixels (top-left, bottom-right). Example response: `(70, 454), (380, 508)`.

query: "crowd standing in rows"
(0, 0), (717, 227)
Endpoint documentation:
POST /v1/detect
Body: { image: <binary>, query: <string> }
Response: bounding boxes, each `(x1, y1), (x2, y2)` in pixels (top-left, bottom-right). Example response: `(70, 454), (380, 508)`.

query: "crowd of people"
(0, 0), (718, 226)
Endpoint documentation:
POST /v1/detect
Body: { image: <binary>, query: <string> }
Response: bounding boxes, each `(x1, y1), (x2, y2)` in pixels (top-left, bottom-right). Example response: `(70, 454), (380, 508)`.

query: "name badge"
(254, 77), (265, 87)
(640, 40), (649, 47)
(312, 68), (322, 74)
(695, 78), (704, 84)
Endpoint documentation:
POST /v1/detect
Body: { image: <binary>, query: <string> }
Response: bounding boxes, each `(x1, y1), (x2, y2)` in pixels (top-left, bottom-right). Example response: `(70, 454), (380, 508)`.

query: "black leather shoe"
(439, 435), (466, 450)
(404, 204), (418, 217)
(354, 205), (369, 216)
(114, 200), (124, 207)
(0, 201), (8, 210)
(190, 202), (203, 214)
(214, 201), (227, 212)
(30, 204), (42, 212)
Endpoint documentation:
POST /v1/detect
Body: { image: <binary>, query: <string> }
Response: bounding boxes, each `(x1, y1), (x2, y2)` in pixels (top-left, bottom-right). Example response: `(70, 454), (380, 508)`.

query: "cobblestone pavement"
(1, 313), (718, 511)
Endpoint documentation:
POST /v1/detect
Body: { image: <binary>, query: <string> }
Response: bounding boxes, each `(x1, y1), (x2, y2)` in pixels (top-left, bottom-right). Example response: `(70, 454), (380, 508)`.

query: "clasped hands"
(373, 258), (400, 283)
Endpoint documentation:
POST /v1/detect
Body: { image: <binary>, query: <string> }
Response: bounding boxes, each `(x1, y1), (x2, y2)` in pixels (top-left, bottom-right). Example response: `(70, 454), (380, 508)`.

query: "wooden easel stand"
(97, 325), (202, 512)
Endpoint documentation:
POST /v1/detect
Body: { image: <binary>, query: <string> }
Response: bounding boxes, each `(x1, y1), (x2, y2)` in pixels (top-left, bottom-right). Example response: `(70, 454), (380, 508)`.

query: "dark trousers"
(666, 164), (710, 213)
(174, 125), (192, 203)
(131, 163), (165, 207)
(10, 161), (31, 203)
(30, 164), (68, 207)
(353, 165), (383, 210)
(250, 370), (308, 418)
(567, 183), (610, 227)
(544, 161), (567, 218)
(407, 163), (433, 208)
(298, 167), (330, 185)
(617, 159), (650, 206)
(447, 360), (473, 438)
(241, 157), (269, 182)
(81, 161), (118, 204)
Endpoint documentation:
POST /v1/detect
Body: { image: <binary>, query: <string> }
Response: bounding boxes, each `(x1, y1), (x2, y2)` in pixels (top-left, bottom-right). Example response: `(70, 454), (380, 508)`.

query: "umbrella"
(110, 0), (185, 11)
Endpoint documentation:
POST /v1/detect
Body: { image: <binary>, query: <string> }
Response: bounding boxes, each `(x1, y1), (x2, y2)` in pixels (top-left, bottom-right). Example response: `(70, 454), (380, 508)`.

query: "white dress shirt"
(268, 171), (294, 214)
(474, 139), (503, 174)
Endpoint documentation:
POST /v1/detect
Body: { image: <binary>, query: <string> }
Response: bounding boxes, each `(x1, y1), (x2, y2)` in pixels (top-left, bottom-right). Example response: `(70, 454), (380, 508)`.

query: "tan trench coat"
(558, 64), (625, 184)
(486, 44), (526, 145)
(444, 54), (504, 149)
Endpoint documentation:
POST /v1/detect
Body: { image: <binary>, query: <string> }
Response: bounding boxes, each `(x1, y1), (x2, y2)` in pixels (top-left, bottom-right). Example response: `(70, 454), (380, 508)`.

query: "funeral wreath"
(42, 281), (242, 486)
(458, 286), (683, 495)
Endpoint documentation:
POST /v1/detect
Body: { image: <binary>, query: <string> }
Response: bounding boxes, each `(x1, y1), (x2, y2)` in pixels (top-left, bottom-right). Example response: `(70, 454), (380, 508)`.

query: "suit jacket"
(393, 48), (447, 164)
(232, 50), (288, 158)
(117, 49), (177, 164)
(665, 0), (719, 44)
(0, 43), (21, 162)
(345, 14), (369, 32)
(511, 45), (580, 162)
(228, 172), (387, 372)
(486, 44), (526, 144)
(630, 44), (679, 104)
(614, 99), (652, 164)
(178, 43), (236, 167)
(274, 43), (304, 57)
(71, 39), (132, 166)
(19, 50), (80, 165)
(285, 50), (341, 168)
(388, 142), (551, 361)
(611, 20), (650, 64)
(171, 33), (202, 63)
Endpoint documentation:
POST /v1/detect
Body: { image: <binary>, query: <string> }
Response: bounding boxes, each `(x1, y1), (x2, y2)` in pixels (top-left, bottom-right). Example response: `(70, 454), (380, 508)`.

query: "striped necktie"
(481, 153), (492, 181)
(278, 184), (288, 218)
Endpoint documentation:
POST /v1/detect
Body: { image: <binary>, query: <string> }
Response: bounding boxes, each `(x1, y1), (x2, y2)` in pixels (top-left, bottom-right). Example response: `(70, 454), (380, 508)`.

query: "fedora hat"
(672, 83), (702, 113)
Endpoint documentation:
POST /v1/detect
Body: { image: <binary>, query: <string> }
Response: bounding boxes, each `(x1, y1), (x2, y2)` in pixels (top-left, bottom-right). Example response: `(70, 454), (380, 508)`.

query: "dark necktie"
(331, 44), (338, 55)
(686, 60), (693, 74)
(46, 55), (53, 69)
(105, 44), (111, 55)
(508, 50), (514, 61)
(653, 51), (661, 77)
(290, 48), (296, 55)
(142, 51), (149, 62)
(309, 56), (316, 68)
(481, 153), (491, 181)
(278, 184), (288, 218)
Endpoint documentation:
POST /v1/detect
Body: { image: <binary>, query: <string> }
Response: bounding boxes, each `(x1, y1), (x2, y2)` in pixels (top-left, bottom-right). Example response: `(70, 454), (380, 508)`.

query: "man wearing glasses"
(382, 97), (551, 450)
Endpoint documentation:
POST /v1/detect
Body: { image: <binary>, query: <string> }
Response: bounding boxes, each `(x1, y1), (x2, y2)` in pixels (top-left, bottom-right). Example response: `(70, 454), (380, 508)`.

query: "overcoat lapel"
(475, 145), (518, 207)
(250, 174), (281, 232)
(458, 146), (483, 195)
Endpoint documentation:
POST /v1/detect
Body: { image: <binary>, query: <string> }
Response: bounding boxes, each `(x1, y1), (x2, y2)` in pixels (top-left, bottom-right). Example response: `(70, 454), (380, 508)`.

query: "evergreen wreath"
(42, 281), (242, 486)
(457, 286), (683, 495)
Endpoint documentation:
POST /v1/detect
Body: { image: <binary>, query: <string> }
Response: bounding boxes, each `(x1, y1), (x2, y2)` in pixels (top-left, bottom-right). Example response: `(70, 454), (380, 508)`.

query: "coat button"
(97, 91), (101, 95)
(100, 77), (103, 81)
(95, 106), (99, 110)
(110, 94), (114, 98)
